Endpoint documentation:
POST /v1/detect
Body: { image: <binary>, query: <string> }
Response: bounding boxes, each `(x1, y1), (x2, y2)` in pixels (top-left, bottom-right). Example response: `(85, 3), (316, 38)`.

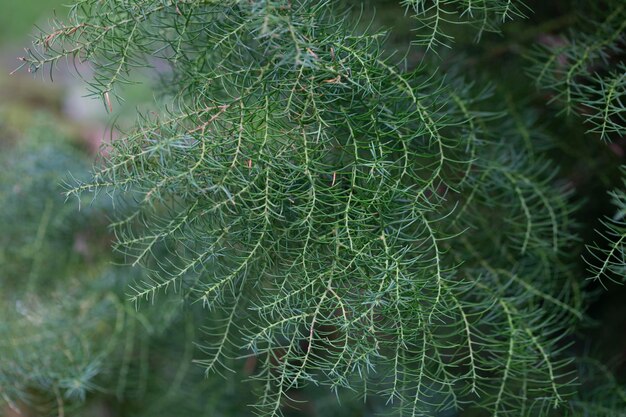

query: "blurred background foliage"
(0, 0), (624, 416)
(0, 0), (66, 44)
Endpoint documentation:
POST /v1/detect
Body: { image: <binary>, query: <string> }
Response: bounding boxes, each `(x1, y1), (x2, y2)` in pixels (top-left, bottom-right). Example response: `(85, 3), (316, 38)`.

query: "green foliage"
(401, 0), (528, 50)
(526, 0), (626, 286)
(0, 124), (91, 287)
(586, 173), (626, 285)
(527, 0), (626, 141)
(0, 0), (67, 43)
(4, 1), (626, 416)
(0, 126), (256, 417)
(566, 358), (626, 417)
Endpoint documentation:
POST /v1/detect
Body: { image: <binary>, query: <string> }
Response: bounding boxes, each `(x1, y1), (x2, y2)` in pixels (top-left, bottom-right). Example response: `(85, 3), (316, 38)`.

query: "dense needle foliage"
(2, 0), (625, 416)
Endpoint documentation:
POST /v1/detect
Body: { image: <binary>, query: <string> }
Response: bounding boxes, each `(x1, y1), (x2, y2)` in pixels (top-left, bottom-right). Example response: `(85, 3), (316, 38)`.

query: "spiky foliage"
(585, 173), (626, 285)
(526, 4), (626, 413)
(527, 1), (626, 141)
(7, 0), (626, 416)
(565, 358), (626, 417)
(0, 124), (261, 417)
(0, 127), (118, 413)
(527, 0), (626, 286)
(401, 0), (528, 50)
